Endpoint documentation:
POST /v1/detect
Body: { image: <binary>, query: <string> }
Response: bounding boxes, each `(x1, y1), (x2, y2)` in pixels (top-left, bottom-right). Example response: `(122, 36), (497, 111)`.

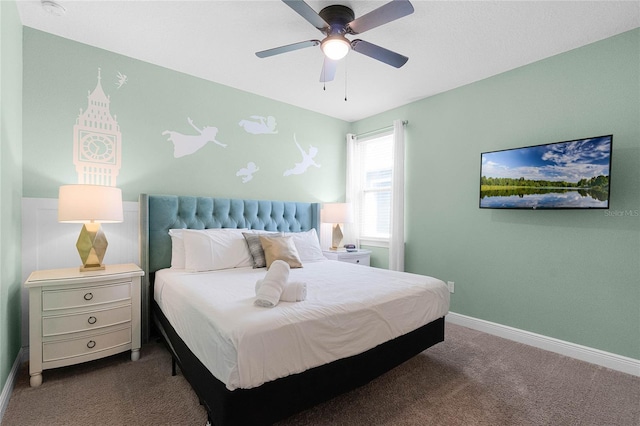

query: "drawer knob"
(356, 259), (360, 263)
(88, 316), (97, 325)
(87, 340), (96, 349)
(83, 292), (93, 301)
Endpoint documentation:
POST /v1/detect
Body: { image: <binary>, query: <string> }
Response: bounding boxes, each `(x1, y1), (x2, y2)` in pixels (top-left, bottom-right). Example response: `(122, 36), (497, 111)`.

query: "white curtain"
(344, 133), (360, 247)
(389, 120), (405, 271)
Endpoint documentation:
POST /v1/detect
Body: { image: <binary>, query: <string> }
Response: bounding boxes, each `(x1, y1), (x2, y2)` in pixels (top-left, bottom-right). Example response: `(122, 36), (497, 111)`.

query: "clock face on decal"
(80, 133), (115, 162)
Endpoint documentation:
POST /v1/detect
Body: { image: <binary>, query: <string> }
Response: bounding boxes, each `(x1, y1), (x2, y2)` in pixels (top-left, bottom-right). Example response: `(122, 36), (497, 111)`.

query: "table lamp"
(322, 202), (353, 250)
(58, 184), (123, 271)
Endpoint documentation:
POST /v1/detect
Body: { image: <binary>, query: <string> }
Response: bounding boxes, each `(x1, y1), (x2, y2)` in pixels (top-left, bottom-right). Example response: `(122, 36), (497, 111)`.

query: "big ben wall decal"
(73, 68), (122, 186)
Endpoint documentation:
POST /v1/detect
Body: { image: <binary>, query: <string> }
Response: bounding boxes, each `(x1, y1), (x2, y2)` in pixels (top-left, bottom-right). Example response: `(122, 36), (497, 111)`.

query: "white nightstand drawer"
(42, 326), (131, 362)
(42, 304), (132, 337)
(42, 282), (131, 311)
(340, 255), (370, 266)
(323, 250), (371, 266)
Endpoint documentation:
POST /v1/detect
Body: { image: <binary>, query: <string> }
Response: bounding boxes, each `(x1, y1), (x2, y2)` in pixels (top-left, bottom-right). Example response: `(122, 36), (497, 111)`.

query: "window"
(354, 132), (394, 244)
(347, 120), (405, 270)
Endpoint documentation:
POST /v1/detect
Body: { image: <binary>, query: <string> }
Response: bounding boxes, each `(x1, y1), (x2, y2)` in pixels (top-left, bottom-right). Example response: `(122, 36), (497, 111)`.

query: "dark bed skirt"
(153, 301), (445, 426)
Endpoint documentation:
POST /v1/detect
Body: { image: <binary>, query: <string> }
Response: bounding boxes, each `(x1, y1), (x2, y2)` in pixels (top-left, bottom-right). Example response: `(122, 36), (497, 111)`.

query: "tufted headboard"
(138, 194), (321, 340)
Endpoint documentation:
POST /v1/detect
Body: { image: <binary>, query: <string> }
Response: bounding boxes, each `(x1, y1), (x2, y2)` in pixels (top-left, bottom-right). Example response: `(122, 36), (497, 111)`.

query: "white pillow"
(284, 229), (325, 262)
(182, 229), (252, 272)
(168, 229), (186, 269)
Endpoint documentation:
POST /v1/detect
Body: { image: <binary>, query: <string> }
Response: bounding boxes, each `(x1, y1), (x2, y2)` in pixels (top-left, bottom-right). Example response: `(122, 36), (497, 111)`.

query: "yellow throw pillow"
(259, 235), (303, 269)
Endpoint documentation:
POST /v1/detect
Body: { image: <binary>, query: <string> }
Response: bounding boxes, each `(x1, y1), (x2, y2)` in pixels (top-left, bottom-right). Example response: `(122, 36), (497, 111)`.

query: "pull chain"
(322, 62), (326, 91)
(344, 56), (348, 101)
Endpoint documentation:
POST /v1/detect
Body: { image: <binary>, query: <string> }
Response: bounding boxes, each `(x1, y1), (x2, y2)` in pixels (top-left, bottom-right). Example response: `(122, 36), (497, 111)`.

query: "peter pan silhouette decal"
(284, 134), (321, 176)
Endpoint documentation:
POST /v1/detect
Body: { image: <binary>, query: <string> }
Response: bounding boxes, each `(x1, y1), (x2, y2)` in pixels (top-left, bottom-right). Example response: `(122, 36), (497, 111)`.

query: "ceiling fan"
(256, 0), (414, 82)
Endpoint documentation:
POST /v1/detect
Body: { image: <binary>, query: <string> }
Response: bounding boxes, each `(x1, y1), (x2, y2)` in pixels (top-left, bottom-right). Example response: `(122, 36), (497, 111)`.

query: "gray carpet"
(3, 323), (638, 426)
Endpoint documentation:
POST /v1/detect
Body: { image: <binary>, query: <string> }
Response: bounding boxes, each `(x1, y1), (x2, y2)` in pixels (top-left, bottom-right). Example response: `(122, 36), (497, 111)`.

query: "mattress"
(154, 259), (450, 391)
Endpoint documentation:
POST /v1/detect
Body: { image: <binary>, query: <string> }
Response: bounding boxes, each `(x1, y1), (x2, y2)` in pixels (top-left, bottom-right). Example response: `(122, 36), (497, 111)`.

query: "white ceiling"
(16, 0), (640, 122)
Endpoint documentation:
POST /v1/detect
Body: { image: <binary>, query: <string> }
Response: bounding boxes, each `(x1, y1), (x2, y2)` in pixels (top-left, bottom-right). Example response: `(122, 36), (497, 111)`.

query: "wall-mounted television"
(480, 135), (612, 209)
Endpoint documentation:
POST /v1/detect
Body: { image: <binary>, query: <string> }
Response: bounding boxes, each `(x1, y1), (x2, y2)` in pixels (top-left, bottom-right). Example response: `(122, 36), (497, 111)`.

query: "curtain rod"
(355, 120), (408, 139)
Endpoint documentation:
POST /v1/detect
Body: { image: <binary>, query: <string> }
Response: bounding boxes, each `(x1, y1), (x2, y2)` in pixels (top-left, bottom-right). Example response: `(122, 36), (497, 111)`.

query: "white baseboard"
(446, 312), (640, 377)
(0, 347), (26, 423)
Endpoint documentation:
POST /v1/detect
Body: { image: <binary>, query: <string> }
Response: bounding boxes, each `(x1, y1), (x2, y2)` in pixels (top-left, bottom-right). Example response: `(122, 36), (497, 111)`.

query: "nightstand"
(24, 263), (144, 387)
(323, 249), (371, 266)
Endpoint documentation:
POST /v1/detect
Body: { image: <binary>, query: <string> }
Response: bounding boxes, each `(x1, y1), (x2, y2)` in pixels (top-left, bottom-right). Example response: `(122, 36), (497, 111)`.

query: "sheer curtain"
(345, 122), (405, 269)
(344, 133), (360, 247)
(389, 119), (405, 271)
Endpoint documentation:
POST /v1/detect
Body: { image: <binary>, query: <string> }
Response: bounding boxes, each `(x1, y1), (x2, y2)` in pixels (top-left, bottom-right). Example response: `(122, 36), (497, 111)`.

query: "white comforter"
(154, 260), (450, 390)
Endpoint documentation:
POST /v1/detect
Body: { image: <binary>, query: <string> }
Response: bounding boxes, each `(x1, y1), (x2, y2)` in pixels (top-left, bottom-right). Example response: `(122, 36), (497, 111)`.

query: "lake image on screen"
(480, 136), (612, 209)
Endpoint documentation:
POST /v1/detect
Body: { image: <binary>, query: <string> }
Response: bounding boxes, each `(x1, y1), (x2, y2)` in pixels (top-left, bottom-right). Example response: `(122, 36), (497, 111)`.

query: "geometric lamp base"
(330, 223), (344, 251)
(76, 222), (107, 271)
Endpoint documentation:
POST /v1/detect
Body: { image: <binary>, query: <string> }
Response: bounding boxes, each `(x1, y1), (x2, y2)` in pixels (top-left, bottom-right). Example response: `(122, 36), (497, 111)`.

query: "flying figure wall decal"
(283, 134), (321, 176)
(239, 115), (278, 134)
(236, 162), (260, 183)
(115, 71), (128, 89)
(162, 117), (226, 158)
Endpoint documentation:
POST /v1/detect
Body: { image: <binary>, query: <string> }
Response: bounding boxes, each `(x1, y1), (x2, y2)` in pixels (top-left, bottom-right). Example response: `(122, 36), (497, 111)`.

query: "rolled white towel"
(283, 281), (307, 302)
(256, 280), (307, 302)
(254, 260), (289, 308)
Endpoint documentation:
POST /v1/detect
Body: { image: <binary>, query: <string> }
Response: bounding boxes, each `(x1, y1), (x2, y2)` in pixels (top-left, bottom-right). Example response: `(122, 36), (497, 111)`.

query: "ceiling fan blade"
(256, 40), (320, 58)
(351, 39), (408, 68)
(282, 0), (330, 32)
(319, 58), (338, 82)
(347, 0), (414, 35)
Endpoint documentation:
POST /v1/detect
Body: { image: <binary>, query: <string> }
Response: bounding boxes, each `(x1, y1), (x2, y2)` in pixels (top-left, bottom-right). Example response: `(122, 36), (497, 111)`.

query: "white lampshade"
(58, 184), (123, 223)
(322, 203), (353, 224)
(321, 36), (350, 60)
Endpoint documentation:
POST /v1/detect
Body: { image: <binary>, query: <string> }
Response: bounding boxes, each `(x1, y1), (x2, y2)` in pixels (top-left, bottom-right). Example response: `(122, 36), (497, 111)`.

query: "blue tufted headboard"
(138, 194), (321, 340)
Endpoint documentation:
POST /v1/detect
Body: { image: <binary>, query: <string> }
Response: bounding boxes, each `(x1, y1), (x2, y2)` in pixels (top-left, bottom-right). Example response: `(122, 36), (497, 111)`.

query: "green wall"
(353, 29), (640, 359)
(0, 0), (23, 393)
(22, 29), (349, 203)
(19, 24), (639, 363)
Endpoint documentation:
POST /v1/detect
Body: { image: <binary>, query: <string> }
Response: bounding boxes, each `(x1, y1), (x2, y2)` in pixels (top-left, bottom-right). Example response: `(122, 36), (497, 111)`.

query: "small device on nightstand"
(323, 249), (371, 266)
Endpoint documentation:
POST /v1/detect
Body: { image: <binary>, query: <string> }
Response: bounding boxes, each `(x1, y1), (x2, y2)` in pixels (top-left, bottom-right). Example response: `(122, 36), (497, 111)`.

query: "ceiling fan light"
(321, 37), (350, 60)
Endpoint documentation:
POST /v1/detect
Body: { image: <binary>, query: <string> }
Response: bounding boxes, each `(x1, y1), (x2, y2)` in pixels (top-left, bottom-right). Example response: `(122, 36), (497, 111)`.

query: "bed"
(139, 194), (449, 426)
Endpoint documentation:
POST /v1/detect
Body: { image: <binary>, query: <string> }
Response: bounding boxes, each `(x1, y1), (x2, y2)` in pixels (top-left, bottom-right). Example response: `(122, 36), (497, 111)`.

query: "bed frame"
(139, 194), (445, 426)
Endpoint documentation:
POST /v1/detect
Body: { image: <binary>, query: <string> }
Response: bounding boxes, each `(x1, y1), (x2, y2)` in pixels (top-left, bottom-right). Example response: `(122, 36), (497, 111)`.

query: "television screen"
(480, 135), (612, 209)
